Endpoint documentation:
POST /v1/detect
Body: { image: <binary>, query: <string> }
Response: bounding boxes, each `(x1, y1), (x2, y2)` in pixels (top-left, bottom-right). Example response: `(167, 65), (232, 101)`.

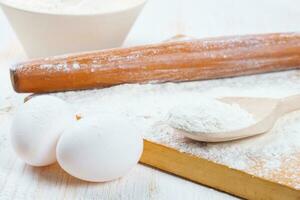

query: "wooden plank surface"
(141, 140), (300, 200)
(1, 0), (300, 199)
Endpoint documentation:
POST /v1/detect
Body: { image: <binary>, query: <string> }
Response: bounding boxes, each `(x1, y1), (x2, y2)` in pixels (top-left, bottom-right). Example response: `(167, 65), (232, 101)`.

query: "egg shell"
(10, 95), (74, 166)
(56, 116), (143, 182)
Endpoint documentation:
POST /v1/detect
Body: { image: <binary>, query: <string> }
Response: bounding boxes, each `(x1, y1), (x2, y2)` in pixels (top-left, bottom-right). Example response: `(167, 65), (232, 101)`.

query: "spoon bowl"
(172, 94), (300, 142)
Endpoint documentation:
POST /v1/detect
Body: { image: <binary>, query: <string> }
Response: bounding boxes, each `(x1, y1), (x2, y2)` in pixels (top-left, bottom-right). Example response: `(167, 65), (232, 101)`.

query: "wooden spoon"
(172, 94), (300, 142)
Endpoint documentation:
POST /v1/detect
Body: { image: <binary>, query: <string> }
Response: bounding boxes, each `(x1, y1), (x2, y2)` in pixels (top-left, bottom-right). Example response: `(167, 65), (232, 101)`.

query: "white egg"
(11, 95), (74, 166)
(56, 115), (143, 182)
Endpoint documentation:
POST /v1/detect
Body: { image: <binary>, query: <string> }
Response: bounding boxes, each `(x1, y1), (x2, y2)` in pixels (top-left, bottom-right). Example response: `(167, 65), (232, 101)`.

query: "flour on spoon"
(167, 98), (255, 133)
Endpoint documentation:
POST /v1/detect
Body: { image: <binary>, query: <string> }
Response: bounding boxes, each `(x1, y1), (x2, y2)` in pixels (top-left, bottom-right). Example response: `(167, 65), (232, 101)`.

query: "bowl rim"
(0, 0), (147, 16)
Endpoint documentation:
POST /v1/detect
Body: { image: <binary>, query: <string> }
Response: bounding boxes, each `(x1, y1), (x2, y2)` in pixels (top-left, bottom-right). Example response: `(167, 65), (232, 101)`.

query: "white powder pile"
(1, 0), (141, 14)
(167, 99), (255, 133)
(51, 70), (300, 189)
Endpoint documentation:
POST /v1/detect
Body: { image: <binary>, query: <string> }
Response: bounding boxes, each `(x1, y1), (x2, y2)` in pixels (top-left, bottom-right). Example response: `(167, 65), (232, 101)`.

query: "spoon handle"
(279, 94), (300, 114)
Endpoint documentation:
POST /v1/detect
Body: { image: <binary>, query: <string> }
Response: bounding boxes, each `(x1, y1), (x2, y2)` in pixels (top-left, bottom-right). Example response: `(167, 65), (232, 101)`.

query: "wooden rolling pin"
(11, 33), (300, 93)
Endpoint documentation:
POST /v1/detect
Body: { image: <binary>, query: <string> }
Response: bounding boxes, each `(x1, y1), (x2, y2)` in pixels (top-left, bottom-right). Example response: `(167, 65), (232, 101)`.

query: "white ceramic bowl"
(0, 0), (146, 58)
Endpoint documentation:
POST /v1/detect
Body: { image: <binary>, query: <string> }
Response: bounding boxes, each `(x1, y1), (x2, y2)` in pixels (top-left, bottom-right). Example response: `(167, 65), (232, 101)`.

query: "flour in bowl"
(167, 98), (255, 133)
(1, 0), (142, 14)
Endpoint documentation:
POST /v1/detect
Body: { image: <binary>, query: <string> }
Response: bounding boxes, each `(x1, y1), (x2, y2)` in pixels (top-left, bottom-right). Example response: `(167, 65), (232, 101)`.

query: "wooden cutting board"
(140, 140), (300, 200)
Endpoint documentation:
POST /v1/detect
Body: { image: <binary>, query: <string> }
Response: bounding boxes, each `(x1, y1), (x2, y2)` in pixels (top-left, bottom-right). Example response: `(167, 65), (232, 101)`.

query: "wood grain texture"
(140, 140), (300, 200)
(11, 33), (300, 93)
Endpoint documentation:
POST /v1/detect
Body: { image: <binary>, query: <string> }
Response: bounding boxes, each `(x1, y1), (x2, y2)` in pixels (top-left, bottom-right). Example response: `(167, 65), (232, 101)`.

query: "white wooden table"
(1, 0), (299, 199)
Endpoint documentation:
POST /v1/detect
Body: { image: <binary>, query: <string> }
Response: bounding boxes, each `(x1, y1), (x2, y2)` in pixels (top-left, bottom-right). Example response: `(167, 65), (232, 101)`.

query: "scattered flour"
(167, 98), (255, 133)
(1, 0), (142, 14)
(47, 70), (300, 189)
